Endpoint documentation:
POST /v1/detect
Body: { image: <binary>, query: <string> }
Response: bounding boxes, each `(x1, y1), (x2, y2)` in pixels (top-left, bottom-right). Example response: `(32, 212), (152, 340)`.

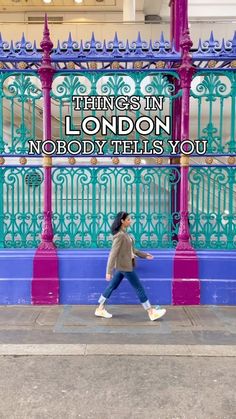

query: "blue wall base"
(59, 277), (172, 305)
(198, 250), (236, 305)
(0, 250), (33, 304)
(58, 250), (174, 305)
(0, 249), (235, 305)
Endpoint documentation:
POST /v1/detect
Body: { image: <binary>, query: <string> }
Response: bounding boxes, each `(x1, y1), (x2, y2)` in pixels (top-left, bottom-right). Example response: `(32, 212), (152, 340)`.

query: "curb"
(0, 344), (235, 357)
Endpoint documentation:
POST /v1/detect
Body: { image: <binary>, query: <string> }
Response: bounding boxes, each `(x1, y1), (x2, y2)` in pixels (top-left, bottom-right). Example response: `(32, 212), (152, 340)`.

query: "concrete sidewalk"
(0, 305), (235, 356)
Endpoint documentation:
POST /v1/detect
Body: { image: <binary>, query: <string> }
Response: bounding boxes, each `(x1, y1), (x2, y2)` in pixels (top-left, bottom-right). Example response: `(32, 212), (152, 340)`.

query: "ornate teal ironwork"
(52, 166), (181, 248)
(0, 167), (44, 248)
(51, 71), (181, 154)
(0, 30), (235, 251)
(190, 71), (236, 154)
(1, 163), (236, 250)
(188, 166), (236, 249)
(0, 72), (42, 154)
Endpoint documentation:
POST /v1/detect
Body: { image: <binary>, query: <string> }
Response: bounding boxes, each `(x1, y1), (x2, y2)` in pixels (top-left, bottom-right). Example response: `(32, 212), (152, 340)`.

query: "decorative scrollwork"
(4, 74), (41, 101)
(2, 73), (42, 154)
(190, 71), (235, 154)
(145, 73), (177, 98)
(191, 73), (230, 100)
(52, 74), (88, 99)
(52, 167), (181, 248)
(101, 74), (131, 96)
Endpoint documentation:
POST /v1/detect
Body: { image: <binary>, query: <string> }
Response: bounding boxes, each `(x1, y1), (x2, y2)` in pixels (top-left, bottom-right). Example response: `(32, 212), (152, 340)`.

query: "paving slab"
(0, 305), (235, 348)
(35, 307), (64, 327)
(0, 307), (41, 326)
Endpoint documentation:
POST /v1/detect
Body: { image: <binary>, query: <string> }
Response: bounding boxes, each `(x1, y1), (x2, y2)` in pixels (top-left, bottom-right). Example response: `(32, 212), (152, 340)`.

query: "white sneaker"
(95, 307), (113, 319)
(148, 307), (166, 321)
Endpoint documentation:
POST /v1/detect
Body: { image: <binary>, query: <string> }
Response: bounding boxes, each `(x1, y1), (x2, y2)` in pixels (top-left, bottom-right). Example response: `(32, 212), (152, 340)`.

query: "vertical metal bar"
(32, 15), (59, 305)
(173, 0), (200, 305)
(176, 21), (195, 250)
(229, 73), (236, 153)
(0, 168), (4, 248)
(169, 0), (183, 245)
(0, 75), (4, 154)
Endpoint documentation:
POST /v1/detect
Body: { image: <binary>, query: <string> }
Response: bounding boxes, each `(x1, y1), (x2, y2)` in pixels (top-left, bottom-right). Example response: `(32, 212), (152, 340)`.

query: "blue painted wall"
(0, 250), (33, 304)
(0, 249), (235, 305)
(197, 250), (236, 305)
(58, 250), (174, 305)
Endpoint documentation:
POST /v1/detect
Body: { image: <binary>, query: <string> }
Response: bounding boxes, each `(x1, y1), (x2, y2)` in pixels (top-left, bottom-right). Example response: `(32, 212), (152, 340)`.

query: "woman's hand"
(146, 253), (154, 260)
(106, 273), (111, 281)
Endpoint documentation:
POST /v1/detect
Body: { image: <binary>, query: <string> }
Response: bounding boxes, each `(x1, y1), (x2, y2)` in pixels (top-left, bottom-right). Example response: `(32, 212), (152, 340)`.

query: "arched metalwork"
(189, 166), (236, 249)
(52, 166), (181, 248)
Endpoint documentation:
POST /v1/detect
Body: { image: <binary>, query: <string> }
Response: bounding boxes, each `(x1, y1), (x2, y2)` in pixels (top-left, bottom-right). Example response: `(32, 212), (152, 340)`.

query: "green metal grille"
(0, 71), (235, 249)
(52, 166), (180, 248)
(189, 166), (236, 248)
(0, 73), (42, 155)
(190, 71), (236, 154)
(0, 167), (44, 248)
(51, 71), (181, 152)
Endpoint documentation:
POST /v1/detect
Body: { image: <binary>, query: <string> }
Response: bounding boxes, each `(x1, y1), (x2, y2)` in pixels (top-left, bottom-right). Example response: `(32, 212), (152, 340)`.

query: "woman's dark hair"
(111, 211), (129, 235)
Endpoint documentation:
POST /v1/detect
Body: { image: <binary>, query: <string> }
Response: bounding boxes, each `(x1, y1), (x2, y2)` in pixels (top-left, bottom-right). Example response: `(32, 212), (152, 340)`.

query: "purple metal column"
(169, 0), (182, 243)
(32, 15), (59, 304)
(170, 0), (183, 49)
(172, 0), (200, 305)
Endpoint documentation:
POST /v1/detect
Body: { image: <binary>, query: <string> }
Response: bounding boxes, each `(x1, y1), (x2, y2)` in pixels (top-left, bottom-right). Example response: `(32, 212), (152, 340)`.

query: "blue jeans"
(98, 270), (151, 310)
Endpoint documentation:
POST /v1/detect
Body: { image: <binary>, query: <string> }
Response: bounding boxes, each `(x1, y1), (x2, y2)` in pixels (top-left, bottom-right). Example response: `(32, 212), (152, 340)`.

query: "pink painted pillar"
(32, 15), (59, 304)
(169, 0), (182, 243)
(172, 0), (200, 305)
(170, 0), (183, 50)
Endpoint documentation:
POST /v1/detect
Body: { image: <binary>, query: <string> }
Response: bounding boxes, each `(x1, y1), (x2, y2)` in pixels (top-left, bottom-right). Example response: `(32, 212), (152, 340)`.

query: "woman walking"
(95, 211), (167, 321)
